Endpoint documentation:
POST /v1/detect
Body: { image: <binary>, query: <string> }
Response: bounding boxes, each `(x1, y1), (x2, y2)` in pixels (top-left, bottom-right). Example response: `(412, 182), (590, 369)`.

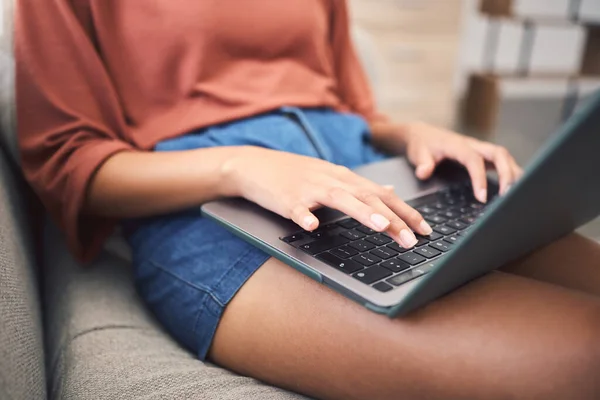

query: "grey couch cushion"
(43, 221), (308, 400)
(0, 150), (46, 400)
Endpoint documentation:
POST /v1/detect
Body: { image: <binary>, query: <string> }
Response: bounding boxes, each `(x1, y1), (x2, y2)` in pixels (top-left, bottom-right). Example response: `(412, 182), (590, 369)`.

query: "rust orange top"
(16, 0), (378, 261)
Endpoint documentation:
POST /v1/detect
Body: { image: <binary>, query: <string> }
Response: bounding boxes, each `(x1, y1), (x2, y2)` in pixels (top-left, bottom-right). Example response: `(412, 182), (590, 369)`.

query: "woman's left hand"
(375, 121), (523, 203)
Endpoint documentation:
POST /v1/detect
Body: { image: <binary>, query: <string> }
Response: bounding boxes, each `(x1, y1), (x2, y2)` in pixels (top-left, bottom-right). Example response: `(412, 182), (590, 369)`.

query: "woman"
(16, 1), (600, 399)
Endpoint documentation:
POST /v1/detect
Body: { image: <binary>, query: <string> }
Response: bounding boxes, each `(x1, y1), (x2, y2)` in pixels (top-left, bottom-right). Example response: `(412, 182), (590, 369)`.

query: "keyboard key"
(357, 225), (377, 235)
(443, 235), (461, 244)
(373, 281), (394, 293)
(425, 215), (447, 225)
(300, 236), (350, 255)
(432, 202), (447, 210)
(433, 225), (457, 236)
(330, 245), (358, 259)
(316, 223), (338, 232)
(457, 207), (472, 215)
(337, 218), (360, 229)
(317, 252), (363, 274)
(430, 241), (453, 253)
(340, 229), (365, 241)
(386, 269), (423, 286)
(420, 232), (443, 241)
(353, 266), (392, 284)
(460, 216), (476, 225)
(415, 237), (429, 247)
(414, 246), (441, 259)
(351, 253), (383, 266)
(282, 233), (305, 243)
(310, 231), (330, 239)
(386, 259), (440, 286)
(365, 234), (393, 246)
(310, 224), (338, 239)
(469, 202), (484, 210)
(397, 252), (427, 265)
(348, 240), (375, 252)
(447, 220), (468, 230)
(387, 242), (409, 253)
(414, 260), (439, 275)
(380, 259), (411, 273)
(416, 206), (436, 215)
(370, 247), (398, 260)
(442, 210), (460, 219)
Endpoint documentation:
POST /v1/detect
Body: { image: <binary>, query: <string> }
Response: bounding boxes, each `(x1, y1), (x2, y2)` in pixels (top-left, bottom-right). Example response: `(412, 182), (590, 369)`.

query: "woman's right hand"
(222, 146), (434, 249)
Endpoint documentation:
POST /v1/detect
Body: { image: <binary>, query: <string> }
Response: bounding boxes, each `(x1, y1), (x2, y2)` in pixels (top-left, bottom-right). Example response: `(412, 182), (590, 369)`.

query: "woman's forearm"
(85, 146), (248, 218)
(368, 118), (411, 156)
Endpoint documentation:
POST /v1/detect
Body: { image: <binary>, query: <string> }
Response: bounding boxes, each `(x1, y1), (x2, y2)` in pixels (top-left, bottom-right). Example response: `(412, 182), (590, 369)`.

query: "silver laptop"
(202, 91), (600, 318)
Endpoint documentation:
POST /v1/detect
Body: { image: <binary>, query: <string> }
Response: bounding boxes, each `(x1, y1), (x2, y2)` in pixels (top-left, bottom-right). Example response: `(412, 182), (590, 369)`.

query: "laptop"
(201, 91), (600, 317)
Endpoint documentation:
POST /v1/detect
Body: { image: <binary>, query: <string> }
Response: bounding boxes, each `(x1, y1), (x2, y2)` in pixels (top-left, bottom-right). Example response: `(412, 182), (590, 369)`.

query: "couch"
(0, 0), (313, 398)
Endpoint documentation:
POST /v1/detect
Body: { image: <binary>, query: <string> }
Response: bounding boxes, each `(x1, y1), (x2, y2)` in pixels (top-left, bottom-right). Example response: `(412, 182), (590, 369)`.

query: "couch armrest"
(0, 148), (46, 399)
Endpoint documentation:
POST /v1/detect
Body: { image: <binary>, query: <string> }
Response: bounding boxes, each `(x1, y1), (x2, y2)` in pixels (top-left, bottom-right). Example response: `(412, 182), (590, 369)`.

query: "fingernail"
(477, 188), (487, 203)
(400, 229), (418, 248)
(416, 165), (429, 178)
(303, 216), (317, 230)
(383, 185), (395, 191)
(370, 213), (390, 231)
(420, 220), (433, 235)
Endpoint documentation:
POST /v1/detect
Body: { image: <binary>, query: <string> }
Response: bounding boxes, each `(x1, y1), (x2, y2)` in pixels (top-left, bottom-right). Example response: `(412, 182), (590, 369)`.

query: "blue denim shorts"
(124, 107), (387, 360)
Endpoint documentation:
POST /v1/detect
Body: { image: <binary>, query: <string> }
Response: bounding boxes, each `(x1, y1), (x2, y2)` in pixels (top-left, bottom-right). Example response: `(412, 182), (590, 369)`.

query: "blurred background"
(349, 0), (599, 240)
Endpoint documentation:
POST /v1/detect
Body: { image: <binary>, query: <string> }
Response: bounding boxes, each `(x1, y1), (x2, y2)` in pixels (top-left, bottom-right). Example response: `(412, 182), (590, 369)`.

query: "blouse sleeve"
(16, 0), (135, 262)
(330, 0), (387, 123)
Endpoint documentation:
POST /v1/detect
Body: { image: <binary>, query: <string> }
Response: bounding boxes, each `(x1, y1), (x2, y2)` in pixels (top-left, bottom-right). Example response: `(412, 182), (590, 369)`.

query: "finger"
(379, 192), (433, 236)
(470, 141), (520, 195)
(409, 144), (437, 180)
(290, 205), (319, 231)
(454, 149), (488, 203)
(511, 160), (524, 182)
(317, 187), (392, 233)
(340, 176), (433, 237)
(357, 191), (420, 248)
(490, 149), (515, 195)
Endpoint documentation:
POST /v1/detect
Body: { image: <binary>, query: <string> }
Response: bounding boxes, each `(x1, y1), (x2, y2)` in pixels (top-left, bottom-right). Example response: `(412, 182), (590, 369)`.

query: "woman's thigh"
(501, 233), (600, 297)
(209, 253), (600, 400)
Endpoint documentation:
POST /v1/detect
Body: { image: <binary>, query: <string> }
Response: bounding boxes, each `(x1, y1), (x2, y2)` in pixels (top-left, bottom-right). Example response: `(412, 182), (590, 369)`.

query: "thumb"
(411, 146), (436, 180)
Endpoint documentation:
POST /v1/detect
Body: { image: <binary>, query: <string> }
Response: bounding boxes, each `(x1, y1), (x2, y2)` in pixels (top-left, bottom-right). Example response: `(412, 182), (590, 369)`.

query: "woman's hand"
(372, 121), (523, 203)
(223, 147), (433, 249)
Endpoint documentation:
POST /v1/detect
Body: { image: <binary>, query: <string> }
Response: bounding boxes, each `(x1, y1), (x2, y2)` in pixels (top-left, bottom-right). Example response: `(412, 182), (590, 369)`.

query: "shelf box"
(529, 24), (586, 76)
(481, 0), (573, 21)
(462, 73), (575, 134)
(579, 0), (600, 24)
(582, 26), (600, 76)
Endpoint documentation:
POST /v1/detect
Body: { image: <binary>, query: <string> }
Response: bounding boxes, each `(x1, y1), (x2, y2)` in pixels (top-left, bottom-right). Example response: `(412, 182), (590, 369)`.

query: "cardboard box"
(465, 18), (585, 75)
(529, 24), (586, 75)
(579, 0), (600, 24)
(492, 19), (525, 74)
(462, 73), (571, 134)
(481, 0), (572, 20)
(581, 26), (600, 76)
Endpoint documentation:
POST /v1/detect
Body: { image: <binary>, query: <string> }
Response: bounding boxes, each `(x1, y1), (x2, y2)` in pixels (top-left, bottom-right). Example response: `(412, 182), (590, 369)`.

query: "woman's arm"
(85, 146), (244, 217)
(89, 144), (435, 250)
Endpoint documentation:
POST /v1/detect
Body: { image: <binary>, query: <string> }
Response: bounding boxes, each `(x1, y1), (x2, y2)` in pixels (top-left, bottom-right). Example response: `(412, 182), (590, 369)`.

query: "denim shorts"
(124, 107), (388, 360)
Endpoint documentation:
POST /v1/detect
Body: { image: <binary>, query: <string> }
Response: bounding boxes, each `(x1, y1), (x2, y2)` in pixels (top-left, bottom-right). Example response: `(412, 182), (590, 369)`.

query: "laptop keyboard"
(280, 182), (499, 293)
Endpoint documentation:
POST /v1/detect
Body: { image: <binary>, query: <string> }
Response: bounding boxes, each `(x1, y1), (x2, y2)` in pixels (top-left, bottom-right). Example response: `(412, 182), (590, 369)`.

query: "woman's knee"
(511, 301), (600, 399)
